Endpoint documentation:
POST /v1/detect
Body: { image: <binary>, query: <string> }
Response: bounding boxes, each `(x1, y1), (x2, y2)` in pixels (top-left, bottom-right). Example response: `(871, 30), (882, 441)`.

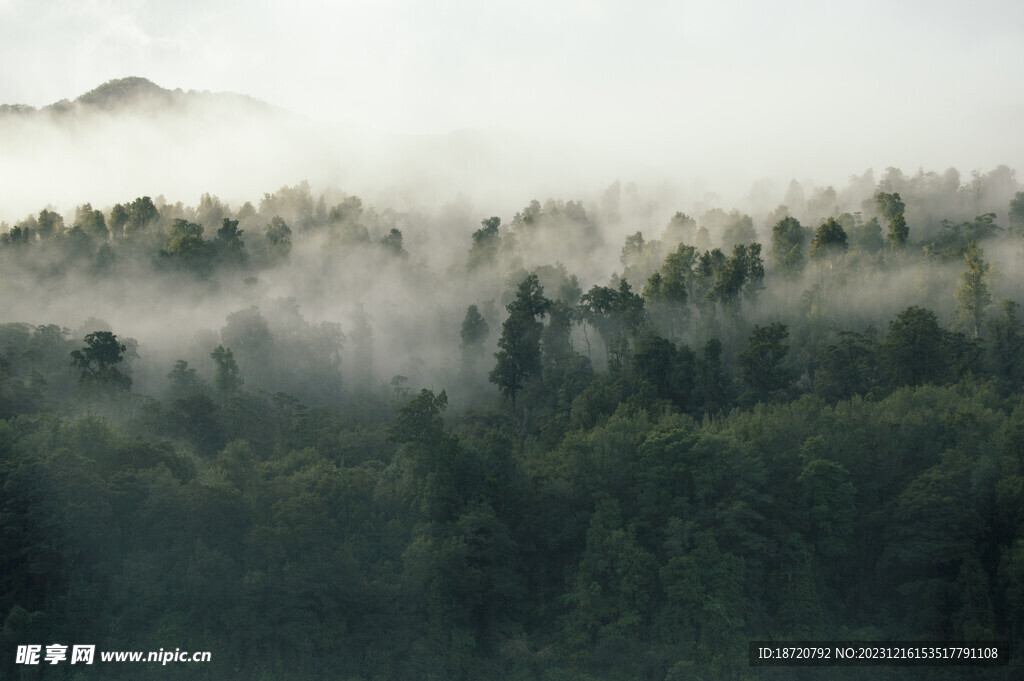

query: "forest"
(2, 165), (1024, 680)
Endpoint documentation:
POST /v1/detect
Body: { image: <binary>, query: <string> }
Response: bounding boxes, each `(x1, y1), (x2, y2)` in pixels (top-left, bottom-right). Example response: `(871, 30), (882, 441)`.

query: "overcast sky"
(1, 0), (1022, 187)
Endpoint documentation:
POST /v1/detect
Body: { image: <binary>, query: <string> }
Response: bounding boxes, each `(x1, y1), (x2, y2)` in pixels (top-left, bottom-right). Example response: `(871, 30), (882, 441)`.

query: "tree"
(490, 275), (549, 407)
(986, 300), (1023, 391)
(567, 499), (655, 645)
(162, 219), (212, 273)
(70, 331), (131, 393)
(809, 218), (848, 260)
(36, 209), (64, 240)
(211, 345), (242, 407)
(696, 338), (731, 414)
(722, 212), (757, 251)
(630, 331), (695, 410)
(460, 304), (489, 349)
(660, 243), (698, 305)
(381, 228), (406, 257)
(771, 216), (806, 279)
(460, 304), (489, 373)
(796, 439), (855, 559)
(955, 243), (991, 338)
(854, 217), (884, 253)
(880, 306), (947, 387)
(124, 196), (159, 235)
(469, 217), (500, 269)
(74, 203), (108, 240)
(578, 280), (645, 363)
(888, 213), (909, 250)
(1010, 191), (1024, 237)
(167, 359), (208, 401)
(0, 224), (32, 247)
(645, 243), (697, 338)
(707, 244), (762, 315)
(390, 387), (448, 448)
(663, 211), (696, 246)
(737, 322), (790, 403)
(265, 216), (292, 258)
(541, 300), (577, 372)
(109, 203), (128, 237)
(875, 191), (905, 222)
(214, 218), (247, 266)
(875, 191), (908, 250)
(388, 388), (466, 522)
(197, 192), (228, 228)
(814, 330), (879, 401)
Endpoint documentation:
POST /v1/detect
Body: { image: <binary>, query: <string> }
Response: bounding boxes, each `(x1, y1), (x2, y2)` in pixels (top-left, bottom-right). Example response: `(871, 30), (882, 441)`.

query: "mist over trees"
(3, 161), (1024, 679)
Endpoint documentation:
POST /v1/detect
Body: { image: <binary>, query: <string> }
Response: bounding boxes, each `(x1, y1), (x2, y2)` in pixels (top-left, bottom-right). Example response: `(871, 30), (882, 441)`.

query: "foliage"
(4, 175), (1024, 680)
(490, 275), (550, 407)
(69, 331), (131, 394)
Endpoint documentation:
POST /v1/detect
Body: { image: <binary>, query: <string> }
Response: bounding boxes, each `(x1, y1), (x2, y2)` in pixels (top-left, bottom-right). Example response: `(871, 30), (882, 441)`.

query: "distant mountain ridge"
(0, 77), (275, 116)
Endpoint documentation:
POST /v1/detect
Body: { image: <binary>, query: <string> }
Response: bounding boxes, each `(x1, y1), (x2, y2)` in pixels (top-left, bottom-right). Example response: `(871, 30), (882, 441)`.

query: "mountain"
(0, 77), (652, 225)
(0, 77), (277, 117)
(0, 78), (328, 222)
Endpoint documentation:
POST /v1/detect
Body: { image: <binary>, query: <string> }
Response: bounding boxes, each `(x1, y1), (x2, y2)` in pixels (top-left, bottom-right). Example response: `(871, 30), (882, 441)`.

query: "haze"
(2, 0), (1022, 200)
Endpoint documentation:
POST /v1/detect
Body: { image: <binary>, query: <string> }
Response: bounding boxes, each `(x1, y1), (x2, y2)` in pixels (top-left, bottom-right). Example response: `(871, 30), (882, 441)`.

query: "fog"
(1, 79), (1020, 410)
(0, 0), (1022, 409)
(3, 0), (1023, 211)
(6, 5), (1024, 679)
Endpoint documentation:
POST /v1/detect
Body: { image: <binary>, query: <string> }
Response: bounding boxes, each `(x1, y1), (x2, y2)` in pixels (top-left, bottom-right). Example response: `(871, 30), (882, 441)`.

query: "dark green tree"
(124, 196), (159, 235)
(214, 218), (247, 266)
(579, 280), (645, 363)
(737, 322), (790, 403)
(490, 275), (550, 407)
(567, 499), (655, 646)
(469, 217), (500, 269)
(854, 217), (885, 253)
(880, 306), (948, 387)
(109, 203), (128, 237)
(876, 191), (908, 249)
(460, 304), (489, 349)
(696, 338), (731, 414)
(74, 203), (108, 240)
(809, 218), (848, 260)
(630, 331), (695, 410)
(875, 191), (905, 222)
(211, 345), (242, 407)
(814, 330), (879, 401)
(460, 304), (489, 373)
(708, 243), (762, 314)
(986, 300), (1024, 391)
(167, 359), (208, 401)
(161, 218), (212, 273)
(70, 331), (131, 393)
(644, 243), (696, 338)
(888, 213), (909, 250)
(36, 209), (64, 240)
(771, 216), (807, 279)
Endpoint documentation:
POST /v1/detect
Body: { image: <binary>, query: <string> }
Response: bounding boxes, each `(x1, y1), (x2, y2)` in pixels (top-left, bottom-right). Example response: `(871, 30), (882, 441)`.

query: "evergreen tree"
(211, 345), (242, 406)
(490, 275), (549, 407)
(955, 243), (991, 338)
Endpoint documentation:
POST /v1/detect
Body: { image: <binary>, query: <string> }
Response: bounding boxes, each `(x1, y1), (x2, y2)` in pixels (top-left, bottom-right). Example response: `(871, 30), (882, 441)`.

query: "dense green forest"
(3, 167), (1024, 679)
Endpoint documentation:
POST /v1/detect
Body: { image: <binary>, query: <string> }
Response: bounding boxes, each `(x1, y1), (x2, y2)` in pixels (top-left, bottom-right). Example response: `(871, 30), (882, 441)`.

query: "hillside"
(0, 76), (274, 116)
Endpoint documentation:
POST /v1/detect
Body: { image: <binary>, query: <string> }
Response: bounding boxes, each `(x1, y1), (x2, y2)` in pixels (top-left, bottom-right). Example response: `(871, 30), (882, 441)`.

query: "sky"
(1, 0), (1022, 191)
